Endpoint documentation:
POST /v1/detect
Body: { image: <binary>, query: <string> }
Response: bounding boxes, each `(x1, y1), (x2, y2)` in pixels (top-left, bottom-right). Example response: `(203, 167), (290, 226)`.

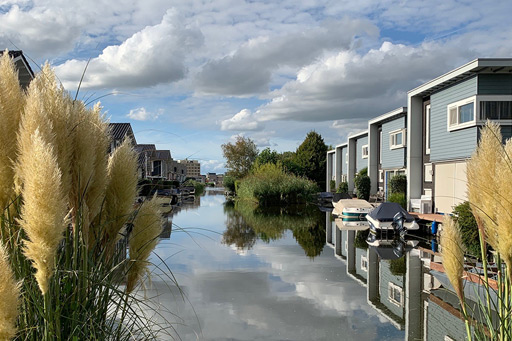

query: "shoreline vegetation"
(0, 51), (169, 339)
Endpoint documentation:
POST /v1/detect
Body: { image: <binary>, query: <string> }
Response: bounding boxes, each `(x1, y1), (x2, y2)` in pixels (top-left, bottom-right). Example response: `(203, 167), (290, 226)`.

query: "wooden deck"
(409, 212), (444, 222)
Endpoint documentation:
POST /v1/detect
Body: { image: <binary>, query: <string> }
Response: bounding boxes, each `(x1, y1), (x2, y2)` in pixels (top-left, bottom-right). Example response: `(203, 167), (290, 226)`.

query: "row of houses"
(326, 215), (475, 341)
(327, 58), (512, 214)
(110, 122), (203, 183)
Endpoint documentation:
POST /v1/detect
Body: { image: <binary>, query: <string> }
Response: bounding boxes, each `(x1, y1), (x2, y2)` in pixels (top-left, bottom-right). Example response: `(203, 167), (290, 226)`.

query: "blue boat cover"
(366, 202), (414, 222)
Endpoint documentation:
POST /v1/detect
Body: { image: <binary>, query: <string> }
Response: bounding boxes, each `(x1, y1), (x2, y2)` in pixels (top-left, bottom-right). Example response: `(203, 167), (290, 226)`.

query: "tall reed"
(0, 51), (169, 339)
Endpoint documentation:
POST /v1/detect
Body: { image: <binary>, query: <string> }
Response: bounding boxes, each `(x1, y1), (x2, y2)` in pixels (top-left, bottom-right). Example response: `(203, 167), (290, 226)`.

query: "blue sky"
(1, 0), (511, 173)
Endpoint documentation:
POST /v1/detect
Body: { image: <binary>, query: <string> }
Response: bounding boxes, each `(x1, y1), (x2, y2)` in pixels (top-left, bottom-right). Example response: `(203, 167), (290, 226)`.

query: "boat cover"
(366, 202), (414, 222)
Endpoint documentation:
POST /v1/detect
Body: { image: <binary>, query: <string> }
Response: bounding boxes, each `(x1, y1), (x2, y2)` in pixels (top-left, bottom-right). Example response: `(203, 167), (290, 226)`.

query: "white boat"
(332, 199), (373, 220)
(365, 202), (420, 231)
(334, 217), (369, 230)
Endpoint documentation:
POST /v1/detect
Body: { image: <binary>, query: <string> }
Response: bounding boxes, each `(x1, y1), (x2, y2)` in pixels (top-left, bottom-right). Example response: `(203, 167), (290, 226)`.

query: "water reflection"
(326, 210), (476, 341)
(222, 201), (325, 257)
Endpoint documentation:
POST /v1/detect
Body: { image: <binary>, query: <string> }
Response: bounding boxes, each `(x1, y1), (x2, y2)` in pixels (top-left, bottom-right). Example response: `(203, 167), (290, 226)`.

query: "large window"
(152, 160), (162, 177)
(448, 97), (475, 130)
(362, 145), (369, 159)
(447, 95), (512, 131)
(390, 129), (406, 149)
(388, 283), (403, 307)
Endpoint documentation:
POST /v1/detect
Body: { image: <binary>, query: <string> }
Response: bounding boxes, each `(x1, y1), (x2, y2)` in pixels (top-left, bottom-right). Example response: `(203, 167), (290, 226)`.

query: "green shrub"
(336, 181), (348, 194)
(452, 201), (480, 258)
(388, 192), (407, 210)
(354, 229), (370, 249)
(355, 175), (371, 201)
(329, 179), (336, 192)
(224, 176), (236, 193)
(389, 174), (407, 194)
(389, 257), (406, 276)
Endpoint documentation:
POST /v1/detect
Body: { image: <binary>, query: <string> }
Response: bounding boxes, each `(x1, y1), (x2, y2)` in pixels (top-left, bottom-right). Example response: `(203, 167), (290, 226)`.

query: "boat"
(365, 202), (420, 232)
(366, 231), (419, 259)
(334, 217), (369, 230)
(332, 199), (373, 220)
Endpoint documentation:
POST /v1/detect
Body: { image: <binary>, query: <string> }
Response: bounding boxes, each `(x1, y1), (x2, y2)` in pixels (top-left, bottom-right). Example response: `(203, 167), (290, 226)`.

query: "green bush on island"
(183, 179), (205, 195)
(223, 176), (236, 193)
(237, 162), (319, 206)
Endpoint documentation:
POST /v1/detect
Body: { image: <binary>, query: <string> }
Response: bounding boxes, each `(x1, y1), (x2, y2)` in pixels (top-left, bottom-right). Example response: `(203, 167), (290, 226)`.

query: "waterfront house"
(368, 107), (407, 199)
(326, 150), (335, 191)
(109, 123), (136, 153)
(347, 130), (369, 193)
(335, 143), (348, 190)
(0, 50), (34, 88)
(407, 59), (512, 213)
(134, 144), (156, 179)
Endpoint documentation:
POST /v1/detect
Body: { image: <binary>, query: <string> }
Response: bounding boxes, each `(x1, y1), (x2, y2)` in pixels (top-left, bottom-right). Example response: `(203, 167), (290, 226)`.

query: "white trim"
(390, 129), (406, 149)
(347, 130), (368, 140)
(425, 104), (431, 154)
(424, 163), (433, 183)
(362, 144), (369, 158)
(388, 282), (404, 307)
(447, 95), (512, 132)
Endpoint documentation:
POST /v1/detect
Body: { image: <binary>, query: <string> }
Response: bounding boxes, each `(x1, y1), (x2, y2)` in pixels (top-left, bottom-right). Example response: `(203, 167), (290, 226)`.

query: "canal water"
(148, 188), (450, 340)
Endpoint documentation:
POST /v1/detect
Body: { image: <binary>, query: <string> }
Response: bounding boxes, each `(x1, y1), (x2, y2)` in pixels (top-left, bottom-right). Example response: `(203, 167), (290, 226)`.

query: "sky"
(1, 0), (512, 173)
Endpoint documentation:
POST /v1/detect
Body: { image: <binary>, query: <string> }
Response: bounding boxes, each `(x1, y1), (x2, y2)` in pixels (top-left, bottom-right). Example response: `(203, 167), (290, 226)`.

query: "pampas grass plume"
(0, 50), (25, 211)
(103, 138), (138, 248)
(441, 215), (465, 303)
(126, 196), (163, 293)
(0, 242), (20, 340)
(19, 130), (69, 294)
(496, 138), (512, 280)
(466, 121), (502, 249)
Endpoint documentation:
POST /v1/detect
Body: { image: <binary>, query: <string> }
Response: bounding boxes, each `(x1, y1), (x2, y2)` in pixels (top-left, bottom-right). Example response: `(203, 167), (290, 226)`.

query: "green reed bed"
(236, 163), (318, 206)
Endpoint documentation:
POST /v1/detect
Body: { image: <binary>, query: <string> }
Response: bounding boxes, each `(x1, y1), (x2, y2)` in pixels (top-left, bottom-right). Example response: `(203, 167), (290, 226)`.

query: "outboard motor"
(392, 211), (407, 238)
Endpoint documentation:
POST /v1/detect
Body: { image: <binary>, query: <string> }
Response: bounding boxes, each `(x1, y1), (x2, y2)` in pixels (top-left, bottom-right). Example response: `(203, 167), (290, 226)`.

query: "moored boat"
(332, 199), (373, 220)
(365, 202), (419, 232)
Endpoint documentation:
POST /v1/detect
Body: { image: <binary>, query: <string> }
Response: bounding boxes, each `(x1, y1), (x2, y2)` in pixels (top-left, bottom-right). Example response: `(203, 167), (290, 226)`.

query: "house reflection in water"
(326, 211), (472, 341)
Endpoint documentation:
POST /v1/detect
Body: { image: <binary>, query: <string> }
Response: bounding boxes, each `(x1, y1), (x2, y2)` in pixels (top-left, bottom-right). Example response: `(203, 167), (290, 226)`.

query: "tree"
(221, 136), (258, 179)
(255, 147), (279, 166)
(294, 131), (328, 186)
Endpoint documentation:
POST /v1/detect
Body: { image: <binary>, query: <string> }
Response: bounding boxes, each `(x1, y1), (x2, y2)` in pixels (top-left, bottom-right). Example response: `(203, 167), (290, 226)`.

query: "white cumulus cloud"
(55, 9), (204, 90)
(220, 109), (264, 131)
(127, 107), (162, 121)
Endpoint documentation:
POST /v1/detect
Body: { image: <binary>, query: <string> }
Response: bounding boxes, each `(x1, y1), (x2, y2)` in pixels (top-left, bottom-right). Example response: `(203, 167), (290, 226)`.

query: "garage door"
(434, 161), (468, 214)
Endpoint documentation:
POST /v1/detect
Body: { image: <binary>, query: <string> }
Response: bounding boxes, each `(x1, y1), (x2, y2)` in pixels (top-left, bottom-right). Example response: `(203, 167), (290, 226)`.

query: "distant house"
(170, 160), (187, 183)
(407, 59), (512, 213)
(0, 50), (34, 88)
(178, 159), (200, 177)
(368, 107), (407, 199)
(134, 144), (156, 179)
(347, 130), (369, 193)
(109, 123), (136, 153)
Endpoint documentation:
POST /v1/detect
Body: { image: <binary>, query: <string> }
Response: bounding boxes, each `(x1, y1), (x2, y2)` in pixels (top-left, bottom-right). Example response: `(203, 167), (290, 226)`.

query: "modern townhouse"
(347, 130), (369, 193)
(326, 150), (335, 191)
(368, 107), (408, 199)
(407, 59), (512, 214)
(0, 50), (34, 88)
(335, 143), (348, 190)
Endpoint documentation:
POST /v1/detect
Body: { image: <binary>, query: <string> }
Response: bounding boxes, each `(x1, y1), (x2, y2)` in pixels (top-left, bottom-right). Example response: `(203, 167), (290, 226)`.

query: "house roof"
(409, 58), (512, 98)
(152, 150), (172, 160)
(109, 123), (136, 144)
(335, 143), (348, 149)
(347, 130), (368, 140)
(134, 144), (156, 153)
(368, 107), (407, 125)
(0, 50), (35, 88)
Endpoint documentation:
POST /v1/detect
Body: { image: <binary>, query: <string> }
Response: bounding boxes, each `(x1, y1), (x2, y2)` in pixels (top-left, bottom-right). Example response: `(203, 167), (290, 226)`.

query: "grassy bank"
(236, 163), (318, 206)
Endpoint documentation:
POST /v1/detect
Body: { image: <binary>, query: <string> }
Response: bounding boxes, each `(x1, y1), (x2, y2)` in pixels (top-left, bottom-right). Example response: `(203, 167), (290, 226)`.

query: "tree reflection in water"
(222, 200), (325, 258)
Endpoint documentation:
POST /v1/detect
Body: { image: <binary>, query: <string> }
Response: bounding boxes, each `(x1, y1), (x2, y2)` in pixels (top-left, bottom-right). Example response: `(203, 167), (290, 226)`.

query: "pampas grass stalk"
(18, 129), (69, 295)
(102, 138), (138, 253)
(127, 195), (163, 293)
(0, 51), (24, 213)
(441, 215), (472, 340)
(0, 242), (19, 340)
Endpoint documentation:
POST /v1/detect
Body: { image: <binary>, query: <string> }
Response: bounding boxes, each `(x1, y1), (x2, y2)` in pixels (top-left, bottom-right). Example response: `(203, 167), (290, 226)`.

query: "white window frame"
(361, 255), (368, 272)
(424, 163), (433, 183)
(388, 282), (404, 307)
(362, 145), (369, 159)
(447, 96), (476, 131)
(389, 129), (406, 150)
(426, 104), (431, 154)
(379, 170), (384, 183)
(379, 130), (383, 164)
